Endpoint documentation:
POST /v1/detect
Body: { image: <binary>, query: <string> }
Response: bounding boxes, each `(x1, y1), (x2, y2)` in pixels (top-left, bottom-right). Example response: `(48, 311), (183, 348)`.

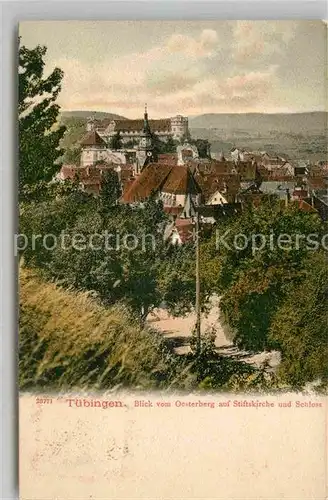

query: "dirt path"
(146, 296), (281, 370)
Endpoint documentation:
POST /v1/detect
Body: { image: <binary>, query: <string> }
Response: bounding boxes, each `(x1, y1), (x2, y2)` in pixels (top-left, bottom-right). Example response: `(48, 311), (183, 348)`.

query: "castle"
(86, 107), (188, 145)
(80, 106), (191, 173)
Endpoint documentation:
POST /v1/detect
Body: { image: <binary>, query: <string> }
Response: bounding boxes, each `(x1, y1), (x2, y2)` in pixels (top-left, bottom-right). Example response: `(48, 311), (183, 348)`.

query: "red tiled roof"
(80, 130), (106, 146)
(162, 166), (201, 195)
(307, 177), (327, 190)
(292, 200), (318, 213)
(121, 163), (172, 203)
(158, 153), (178, 165)
(120, 164), (200, 203)
(172, 219), (195, 244)
(188, 159), (236, 177)
(292, 189), (308, 198)
(111, 119), (171, 133)
(163, 206), (184, 216)
(194, 173), (240, 202)
(60, 165), (79, 180)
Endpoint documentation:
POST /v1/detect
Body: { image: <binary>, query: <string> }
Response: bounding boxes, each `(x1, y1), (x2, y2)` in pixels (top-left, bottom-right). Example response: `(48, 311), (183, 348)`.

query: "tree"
(151, 134), (178, 155)
(180, 133), (211, 158)
(181, 130), (192, 143)
(63, 146), (82, 165)
(19, 192), (171, 320)
(164, 136), (177, 153)
(19, 39), (66, 200)
(60, 116), (85, 152)
(269, 251), (328, 388)
(110, 131), (122, 150)
(100, 169), (121, 208)
(194, 139), (211, 159)
(202, 197), (324, 352)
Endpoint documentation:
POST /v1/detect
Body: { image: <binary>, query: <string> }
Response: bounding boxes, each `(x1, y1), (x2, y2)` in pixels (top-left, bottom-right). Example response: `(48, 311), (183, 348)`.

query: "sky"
(19, 21), (327, 118)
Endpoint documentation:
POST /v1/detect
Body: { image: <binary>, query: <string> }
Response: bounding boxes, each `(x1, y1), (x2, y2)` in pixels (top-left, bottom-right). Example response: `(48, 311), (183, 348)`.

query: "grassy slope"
(19, 268), (192, 391)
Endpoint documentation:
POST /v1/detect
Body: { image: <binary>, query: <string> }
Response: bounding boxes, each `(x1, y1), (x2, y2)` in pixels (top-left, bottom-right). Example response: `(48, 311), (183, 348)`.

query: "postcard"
(18, 21), (327, 499)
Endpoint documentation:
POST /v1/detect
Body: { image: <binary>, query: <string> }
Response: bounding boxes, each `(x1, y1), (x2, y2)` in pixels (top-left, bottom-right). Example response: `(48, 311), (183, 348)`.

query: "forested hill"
(189, 112), (327, 135)
(60, 111), (127, 120)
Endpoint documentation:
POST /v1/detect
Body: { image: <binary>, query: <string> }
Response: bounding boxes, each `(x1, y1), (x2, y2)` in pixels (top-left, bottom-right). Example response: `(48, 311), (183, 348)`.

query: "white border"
(1, 2), (327, 499)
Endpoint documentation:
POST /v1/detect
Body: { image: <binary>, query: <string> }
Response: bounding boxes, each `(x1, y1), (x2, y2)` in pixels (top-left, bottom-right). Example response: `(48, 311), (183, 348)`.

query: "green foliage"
(269, 252), (328, 388)
(20, 192), (194, 319)
(187, 326), (257, 391)
(152, 134), (178, 155)
(196, 196), (328, 389)
(19, 38), (66, 200)
(181, 132), (211, 158)
(19, 267), (188, 390)
(20, 267), (265, 392)
(100, 169), (121, 209)
(110, 131), (122, 150)
(59, 116), (85, 162)
(205, 198), (324, 351)
(193, 138), (211, 158)
(62, 146), (82, 165)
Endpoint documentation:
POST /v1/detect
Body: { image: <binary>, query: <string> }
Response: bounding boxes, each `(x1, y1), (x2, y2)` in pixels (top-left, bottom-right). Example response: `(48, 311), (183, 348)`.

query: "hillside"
(19, 267), (188, 391)
(189, 112), (327, 135)
(60, 110), (127, 120)
(58, 110), (327, 164)
(189, 112), (327, 162)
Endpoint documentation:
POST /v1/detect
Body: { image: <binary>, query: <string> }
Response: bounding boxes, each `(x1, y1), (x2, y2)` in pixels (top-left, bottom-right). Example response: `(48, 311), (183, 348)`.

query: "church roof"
(80, 130), (106, 146)
(120, 164), (200, 203)
(158, 153), (178, 165)
(121, 163), (172, 203)
(162, 166), (201, 195)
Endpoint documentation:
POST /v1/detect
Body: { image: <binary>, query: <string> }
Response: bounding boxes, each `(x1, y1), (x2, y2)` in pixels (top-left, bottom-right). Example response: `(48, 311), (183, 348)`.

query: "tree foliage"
(19, 192), (197, 320)
(110, 131), (122, 150)
(152, 134), (178, 155)
(204, 199), (324, 352)
(100, 169), (122, 209)
(269, 251), (328, 388)
(19, 39), (66, 200)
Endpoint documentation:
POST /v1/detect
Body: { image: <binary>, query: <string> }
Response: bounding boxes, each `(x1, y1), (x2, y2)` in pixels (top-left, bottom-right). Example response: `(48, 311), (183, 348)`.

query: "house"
(259, 181), (296, 200)
(291, 187), (308, 201)
(203, 176), (240, 205)
(312, 193), (328, 221)
(80, 130), (128, 167)
(58, 164), (103, 195)
(307, 177), (328, 193)
(177, 142), (199, 166)
(164, 218), (195, 245)
(57, 162), (128, 197)
(261, 153), (287, 171)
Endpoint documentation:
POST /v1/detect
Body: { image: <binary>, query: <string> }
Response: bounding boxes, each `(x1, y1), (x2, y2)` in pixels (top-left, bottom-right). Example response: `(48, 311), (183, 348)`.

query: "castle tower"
(170, 115), (189, 141)
(136, 104), (156, 172)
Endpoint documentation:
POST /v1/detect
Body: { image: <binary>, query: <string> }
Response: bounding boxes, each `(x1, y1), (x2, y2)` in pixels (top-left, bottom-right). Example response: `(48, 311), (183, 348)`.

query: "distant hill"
(60, 110), (127, 120)
(189, 112), (327, 135)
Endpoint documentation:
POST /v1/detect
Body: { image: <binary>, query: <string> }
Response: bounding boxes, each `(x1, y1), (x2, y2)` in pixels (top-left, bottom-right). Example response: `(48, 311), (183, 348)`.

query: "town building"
(80, 130), (129, 168)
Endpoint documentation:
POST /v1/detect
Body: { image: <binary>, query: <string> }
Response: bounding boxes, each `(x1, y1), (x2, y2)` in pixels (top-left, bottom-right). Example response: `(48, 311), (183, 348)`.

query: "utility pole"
(195, 209), (201, 354)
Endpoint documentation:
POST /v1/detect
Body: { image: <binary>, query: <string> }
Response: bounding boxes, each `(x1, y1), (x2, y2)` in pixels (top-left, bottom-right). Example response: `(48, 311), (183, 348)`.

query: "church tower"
(136, 104), (156, 173)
